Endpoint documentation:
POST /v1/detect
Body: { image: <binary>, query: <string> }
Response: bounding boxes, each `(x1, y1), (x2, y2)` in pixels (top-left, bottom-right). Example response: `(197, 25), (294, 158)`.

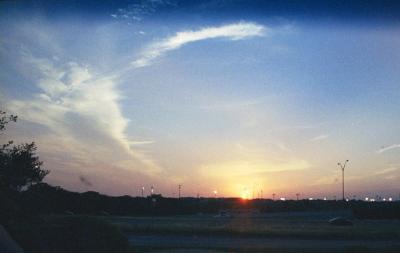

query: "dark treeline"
(10, 182), (400, 219)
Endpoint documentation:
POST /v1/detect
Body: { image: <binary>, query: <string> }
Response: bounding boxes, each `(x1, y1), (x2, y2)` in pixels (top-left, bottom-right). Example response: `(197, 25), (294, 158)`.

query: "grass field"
(106, 213), (400, 240)
(105, 212), (400, 253)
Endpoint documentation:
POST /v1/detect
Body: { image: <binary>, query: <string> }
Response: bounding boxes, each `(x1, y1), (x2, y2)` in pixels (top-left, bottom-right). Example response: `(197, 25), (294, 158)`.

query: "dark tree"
(0, 110), (17, 150)
(0, 110), (17, 132)
(0, 110), (49, 192)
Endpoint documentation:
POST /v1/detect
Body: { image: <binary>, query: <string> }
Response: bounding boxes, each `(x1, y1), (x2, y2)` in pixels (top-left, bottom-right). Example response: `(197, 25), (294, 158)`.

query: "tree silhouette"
(0, 110), (17, 131)
(0, 110), (49, 192)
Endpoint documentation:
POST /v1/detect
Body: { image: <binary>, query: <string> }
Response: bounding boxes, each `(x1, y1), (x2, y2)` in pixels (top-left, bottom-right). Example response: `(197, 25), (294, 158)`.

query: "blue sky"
(1, 0), (400, 198)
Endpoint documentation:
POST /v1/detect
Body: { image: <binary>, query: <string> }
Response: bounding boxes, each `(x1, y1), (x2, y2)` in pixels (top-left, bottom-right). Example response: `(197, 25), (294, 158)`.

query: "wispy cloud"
(2, 21), (266, 194)
(374, 167), (398, 175)
(8, 51), (162, 176)
(200, 143), (310, 180)
(377, 144), (400, 154)
(270, 122), (327, 132)
(132, 22), (266, 67)
(110, 0), (176, 23)
(129, 140), (156, 145)
(199, 96), (267, 111)
(201, 159), (310, 179)
(313, 166), (400, 186)
(310, 134), (329, 142)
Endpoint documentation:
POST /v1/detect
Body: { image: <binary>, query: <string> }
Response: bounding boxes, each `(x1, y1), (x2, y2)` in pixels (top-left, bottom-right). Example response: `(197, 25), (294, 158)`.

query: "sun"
(241, 188), (250, 200)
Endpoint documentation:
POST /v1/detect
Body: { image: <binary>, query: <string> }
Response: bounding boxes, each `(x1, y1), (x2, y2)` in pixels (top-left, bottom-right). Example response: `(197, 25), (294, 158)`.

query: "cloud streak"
(132, 22), (266, 67)
(199, 96), (267, 111)
(310, 134), (329, 142)
(377, 144), (400, 154)
(374, 167), (398, 175)
(200, 143), (310, 180)
(201, 159), (310, 178)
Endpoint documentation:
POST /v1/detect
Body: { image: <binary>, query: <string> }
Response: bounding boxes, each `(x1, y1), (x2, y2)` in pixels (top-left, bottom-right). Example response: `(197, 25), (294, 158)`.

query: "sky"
(1, 0), (400, 199)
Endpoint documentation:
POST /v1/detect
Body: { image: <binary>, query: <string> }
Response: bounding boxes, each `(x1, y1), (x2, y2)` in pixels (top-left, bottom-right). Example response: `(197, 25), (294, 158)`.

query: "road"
(129, 234), (400, 251)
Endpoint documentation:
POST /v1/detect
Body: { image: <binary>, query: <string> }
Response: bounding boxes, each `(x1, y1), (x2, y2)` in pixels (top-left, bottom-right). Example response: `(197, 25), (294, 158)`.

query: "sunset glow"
(1, 1), (399, 199)
(241, 188), (251, 200)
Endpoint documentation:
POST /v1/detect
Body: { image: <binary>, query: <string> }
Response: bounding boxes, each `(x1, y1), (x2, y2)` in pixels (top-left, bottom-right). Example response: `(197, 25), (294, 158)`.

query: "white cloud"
(129, 140), (156, 145)
(8, 52), (162, 176)
(110, 0), (175, 23)
(377, 144), (400, 154)
(132, 22), (266, 67)
(310, 134), (329, 142)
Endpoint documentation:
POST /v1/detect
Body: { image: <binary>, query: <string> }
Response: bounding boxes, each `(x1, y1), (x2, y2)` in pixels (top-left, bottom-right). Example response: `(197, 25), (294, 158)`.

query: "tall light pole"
(337, 160), (349, 201)
(141, 186), (145, 197)
(178, 184), (181, 199)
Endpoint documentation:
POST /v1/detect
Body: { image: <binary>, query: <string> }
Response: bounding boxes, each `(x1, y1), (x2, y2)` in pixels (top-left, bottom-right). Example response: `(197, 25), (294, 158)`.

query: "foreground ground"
(128, 234), (400, 253)
(105, 211), (400, 253)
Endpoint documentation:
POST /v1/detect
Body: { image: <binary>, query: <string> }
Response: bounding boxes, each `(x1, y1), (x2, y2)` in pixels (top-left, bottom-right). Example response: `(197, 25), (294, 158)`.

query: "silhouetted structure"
(337, 160), (349, 201)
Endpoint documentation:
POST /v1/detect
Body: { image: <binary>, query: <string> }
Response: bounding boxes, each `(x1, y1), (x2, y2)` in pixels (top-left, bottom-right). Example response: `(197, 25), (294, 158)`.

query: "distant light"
(370, 198), (375, 202)
(308, 198), (313, 201)
(383, 198), (386, 202)
(389, 197), (393, 202)
(346, 198), (349, 202)
(365, 197), (369, 201)
(323, 197), (327, 201)
(280, 197), (286, 201)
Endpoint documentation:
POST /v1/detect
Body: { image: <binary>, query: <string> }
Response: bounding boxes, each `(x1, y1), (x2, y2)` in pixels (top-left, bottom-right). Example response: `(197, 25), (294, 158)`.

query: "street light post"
(337, 160), (349, 201)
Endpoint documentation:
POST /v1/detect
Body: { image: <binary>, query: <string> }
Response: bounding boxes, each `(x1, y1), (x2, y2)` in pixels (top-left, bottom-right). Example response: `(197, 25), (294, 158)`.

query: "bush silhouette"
(8, 216), (131, 253)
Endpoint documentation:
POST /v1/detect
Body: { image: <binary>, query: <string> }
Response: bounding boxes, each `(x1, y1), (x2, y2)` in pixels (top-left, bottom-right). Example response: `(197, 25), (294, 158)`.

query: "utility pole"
(178, 184), (181, 199)
(272, 193), (276, 201)
(141, 186), (145, 197)
(296, 193), (300, 201)
(337, 160), (349, 201)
